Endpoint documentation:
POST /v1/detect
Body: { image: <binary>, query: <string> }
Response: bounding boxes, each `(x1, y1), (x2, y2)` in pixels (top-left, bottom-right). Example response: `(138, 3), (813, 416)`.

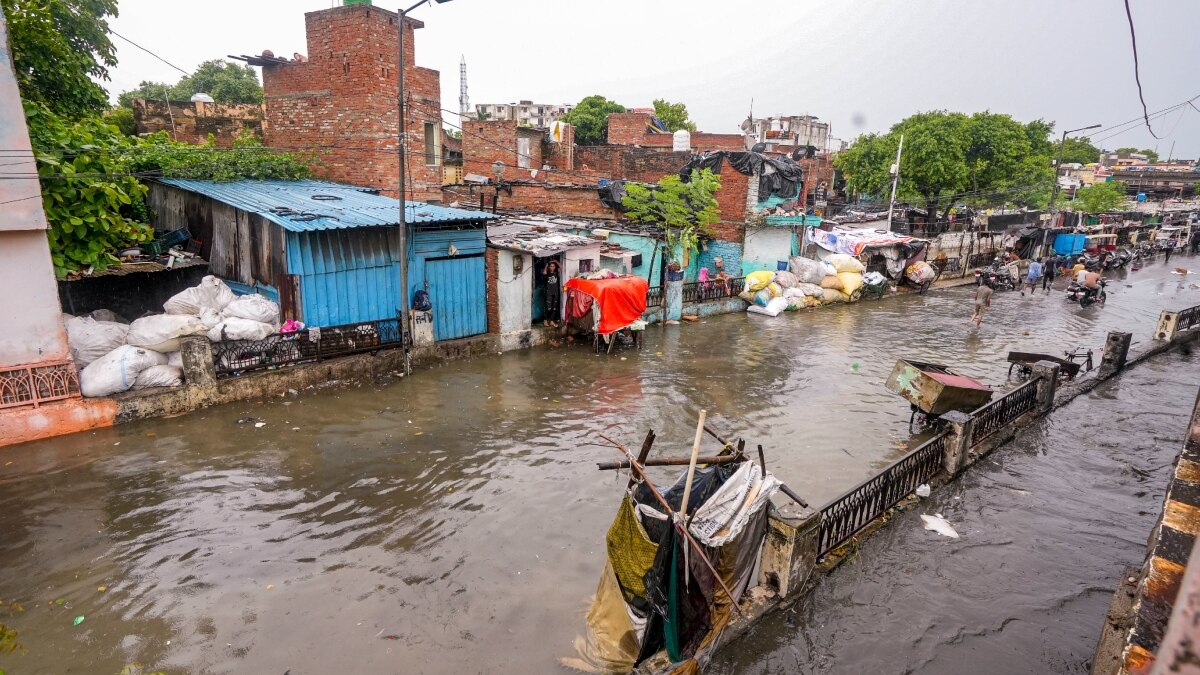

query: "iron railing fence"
(0, 362), (80, 409)
(969, 380), (1039, 446)
(212, 318), (403, 377)
(816, 431), (949, 558)
(645, 278), (745, 309)
(1176, 304), (1200, 333)
(646, 286), (664, 308)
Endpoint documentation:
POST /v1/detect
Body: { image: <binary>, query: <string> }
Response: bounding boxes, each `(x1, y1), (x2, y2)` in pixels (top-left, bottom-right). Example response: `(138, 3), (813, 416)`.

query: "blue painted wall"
(409, 227), (488, 340)
(696, 240), (744, 280)
(287, 228), (402, 326)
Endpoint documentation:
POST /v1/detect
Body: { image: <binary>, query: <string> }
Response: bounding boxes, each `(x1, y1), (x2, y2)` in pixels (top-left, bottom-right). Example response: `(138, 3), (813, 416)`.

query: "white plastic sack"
(782, 287), (807, 300)
(198, 307), (222, 330)
(746, 297), (789, 317)
(126, 314), (209, 353)
(222, 294), (280, 326)
(164, 275), (236, 315)
(133, 365), (184, 389)
(79, 345), (167, 397)
(825, 253), (867, 274)
(208, 317), (277, 342)
(794, 282), (825, 297)
(772, 270), (799, 289)
(65, 316), (130, 369)
(689, 462), (782, 547)
(166, 351), (184, 369)
(863, 271), (887, 286)
(788, 256), (826, 285)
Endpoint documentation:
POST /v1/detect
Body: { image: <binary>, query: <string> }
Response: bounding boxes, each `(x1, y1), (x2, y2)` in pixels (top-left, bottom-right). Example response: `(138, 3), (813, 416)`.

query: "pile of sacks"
(738, 254), (867, 317)
(68, 276), (282, 398)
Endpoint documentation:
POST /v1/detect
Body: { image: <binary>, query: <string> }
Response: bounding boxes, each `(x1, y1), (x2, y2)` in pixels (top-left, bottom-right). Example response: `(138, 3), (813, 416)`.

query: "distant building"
(749, 115), (831, 154)
(475, 101), (573, 128)
(1100, 151), (1150, 168)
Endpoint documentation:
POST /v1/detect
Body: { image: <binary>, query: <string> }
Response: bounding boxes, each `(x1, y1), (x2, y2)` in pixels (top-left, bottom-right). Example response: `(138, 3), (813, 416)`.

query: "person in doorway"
(1042, 255), (1057, 293)
(543, 260), (562, 327)
(1022, 257), (1043, 296)
(972, 281), (993, 326)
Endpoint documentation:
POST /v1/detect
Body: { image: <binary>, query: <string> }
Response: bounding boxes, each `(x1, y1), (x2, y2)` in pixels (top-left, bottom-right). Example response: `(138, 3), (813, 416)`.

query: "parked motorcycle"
(1078, 253), (1104, 272)
(1103, 249), (1132, 270)
(974, 263), (1017, 291)
(1065, 277), (1107, 307)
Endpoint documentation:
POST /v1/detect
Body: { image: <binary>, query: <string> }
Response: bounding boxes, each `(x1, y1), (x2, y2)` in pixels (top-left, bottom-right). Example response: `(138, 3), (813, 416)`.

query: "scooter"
(1065, 278), (1107, 307)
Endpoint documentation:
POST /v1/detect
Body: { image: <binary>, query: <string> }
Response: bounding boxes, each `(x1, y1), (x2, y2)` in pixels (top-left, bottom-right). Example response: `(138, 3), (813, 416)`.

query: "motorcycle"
(1078, 253), (1104, 272)
(1065, 277), (1107, 307)
(1103, 249), (1132, 270)
(973, 258), (1018, 291)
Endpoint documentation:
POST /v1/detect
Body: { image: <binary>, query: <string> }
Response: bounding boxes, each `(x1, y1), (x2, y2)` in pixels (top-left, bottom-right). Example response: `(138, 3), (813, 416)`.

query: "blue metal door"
(425, 255), (486, 340)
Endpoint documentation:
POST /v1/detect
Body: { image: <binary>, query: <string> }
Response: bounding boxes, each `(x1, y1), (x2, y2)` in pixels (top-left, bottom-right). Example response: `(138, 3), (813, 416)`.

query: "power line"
(109, 28), (190, 76)
(1122, 0), (1159, 139)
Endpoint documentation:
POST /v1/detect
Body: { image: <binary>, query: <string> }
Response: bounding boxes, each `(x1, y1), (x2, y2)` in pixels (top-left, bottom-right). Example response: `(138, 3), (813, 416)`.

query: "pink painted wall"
(0, 7), (69, 365)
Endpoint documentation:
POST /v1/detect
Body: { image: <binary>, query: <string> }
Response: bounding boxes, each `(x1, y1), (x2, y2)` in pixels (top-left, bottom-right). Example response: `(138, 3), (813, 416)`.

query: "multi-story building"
(749, 115), (831, 154)
(474, 101), (573, 128)
(1100, 151), (1150, 168)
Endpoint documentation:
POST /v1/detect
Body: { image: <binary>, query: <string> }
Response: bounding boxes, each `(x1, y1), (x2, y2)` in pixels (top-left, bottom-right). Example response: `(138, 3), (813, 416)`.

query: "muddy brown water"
(0, 258), (1197, 674)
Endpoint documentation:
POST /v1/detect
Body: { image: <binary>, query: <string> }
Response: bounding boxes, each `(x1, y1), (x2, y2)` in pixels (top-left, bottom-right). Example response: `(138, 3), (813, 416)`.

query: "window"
(517, 136), (532, 169)
(578, 259), (595, 274)
(424, 122), (440, 166)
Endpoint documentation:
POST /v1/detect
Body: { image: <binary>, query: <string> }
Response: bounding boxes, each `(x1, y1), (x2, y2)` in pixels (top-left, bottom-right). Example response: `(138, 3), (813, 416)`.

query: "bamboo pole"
(627, 429), (656, 489)
(679, 410), (707, 517)
(599, 433), (744, 618)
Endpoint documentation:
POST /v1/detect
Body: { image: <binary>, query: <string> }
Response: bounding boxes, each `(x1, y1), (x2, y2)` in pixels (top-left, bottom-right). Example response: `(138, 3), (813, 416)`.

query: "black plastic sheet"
(678, 151), (805, 201)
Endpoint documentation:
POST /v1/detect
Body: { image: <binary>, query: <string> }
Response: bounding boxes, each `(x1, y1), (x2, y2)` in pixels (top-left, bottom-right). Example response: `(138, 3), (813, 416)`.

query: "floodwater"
(711, 348), (1200, 675)
(0, 258), (1196, 674)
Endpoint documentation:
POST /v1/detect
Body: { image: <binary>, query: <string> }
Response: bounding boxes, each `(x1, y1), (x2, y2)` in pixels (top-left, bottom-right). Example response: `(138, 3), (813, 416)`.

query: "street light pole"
(397, 0), (450, 375)
(885, 133), (904, 232)
(1050, 123), (1101, 209)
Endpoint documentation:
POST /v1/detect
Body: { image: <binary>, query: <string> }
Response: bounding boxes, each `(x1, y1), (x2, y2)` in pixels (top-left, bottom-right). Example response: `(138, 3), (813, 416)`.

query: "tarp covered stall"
(564, 276), (649, 335)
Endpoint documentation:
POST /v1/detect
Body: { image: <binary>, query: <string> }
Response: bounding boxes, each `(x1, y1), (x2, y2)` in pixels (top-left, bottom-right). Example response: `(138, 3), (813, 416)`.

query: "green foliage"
(1114, 146), (1159, 162)
(2, 0), (118, 118)
(474, 111), (491, 121)
(652, 99), (696, 133)
(128, 129), (314, 182)
(835, 110), (1056, 220)
(561, 95), (626, 145)
(104, 106), (135, 136)
(622, 169), (721, 263)
(25, 102), (151, 277)
(1074, 181), (1128, 213)
(1059, 136), (1100, 165)
(117, 60), (263, 108)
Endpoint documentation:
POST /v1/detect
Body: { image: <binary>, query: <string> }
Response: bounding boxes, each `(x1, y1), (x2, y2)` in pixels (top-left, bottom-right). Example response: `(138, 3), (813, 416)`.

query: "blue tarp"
(1054, 233), (1086, 255)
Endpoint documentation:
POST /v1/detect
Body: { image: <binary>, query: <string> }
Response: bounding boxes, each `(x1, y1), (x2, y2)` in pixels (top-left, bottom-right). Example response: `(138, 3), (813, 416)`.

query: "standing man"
(1042, 254), (1057, 293)
(1165, 238), (1176, 264)
(1023, 257), (1043, 297)
(972, 281), (993, 327)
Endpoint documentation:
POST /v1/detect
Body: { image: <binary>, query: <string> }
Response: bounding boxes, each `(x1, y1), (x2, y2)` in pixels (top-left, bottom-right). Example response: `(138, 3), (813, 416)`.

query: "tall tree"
(1058, 136), (1101, 165)
(622, 169), (720, 265)
(1074, 181), (1128, 213)
(561, 95), (625, 145)
(1, 0), (118, 118)
(116, 80), (173, 108)
(1114, 146), (1159, 162)
(117, 60), (262, 107)
(652, 99), (696, 133)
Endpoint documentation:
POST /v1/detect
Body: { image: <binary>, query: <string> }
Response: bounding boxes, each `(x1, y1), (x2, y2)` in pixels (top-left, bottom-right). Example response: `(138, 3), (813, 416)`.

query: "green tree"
(1059, 136), (1100, 165)
(652, 99), (696, 133)
(561, 95), (626, 145)
(1114, 146), (1159, 162)
(116, 80), (174, 108)
(836, 110), (1055, 220)
(1074, 181), (1127, 213)
(622, 169), (720, 264)
(1, 0), (118, 118)
(24, 102), (151, 277)
(127, 129), (314, 182)
(117, 60), (262, 107)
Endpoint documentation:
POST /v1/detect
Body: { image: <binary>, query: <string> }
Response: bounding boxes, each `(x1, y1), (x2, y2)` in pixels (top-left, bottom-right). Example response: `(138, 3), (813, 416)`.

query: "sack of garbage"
(825, 254), (866, 274)
(747, 297), (789, 317)
(89, 308), (128, 324)
(126, 315), (208, 353)
(737, 289), (757, 304)
(863, 271), (888, 286)
(822, 288), (851, 304)
(819, 275), (843, 290)
(838, 272), (865, 296)
(163, 275), (236, 315)
(133, 365), (184, 389)
(822, 261), (839, 277)
(794, 282), (824, 297)
(222, 294), (281, 326)
(753, 289), (772, 307)
(782, 287), (807, 300)
(198, 307), (222, 330)
(906, 261), (936, 283)
(80, 345), (167, 397)
(772, 271), (799, 289)
(745, 270), (775, 292)
(788, 256), (826, 285)
(208, 317), (277, 343)
(166, 351), (184, 369)
(65, 316), (130, 369)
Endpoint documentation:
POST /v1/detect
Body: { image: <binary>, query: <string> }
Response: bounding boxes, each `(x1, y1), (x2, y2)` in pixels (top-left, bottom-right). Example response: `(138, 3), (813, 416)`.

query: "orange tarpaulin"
(564, 276), (649, 335)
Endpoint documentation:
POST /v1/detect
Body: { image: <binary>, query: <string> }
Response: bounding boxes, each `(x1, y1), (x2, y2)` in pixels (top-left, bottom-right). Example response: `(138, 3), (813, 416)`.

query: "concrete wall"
(563, 244), (601, 281)
(742, 227), (795, 274)
(495, 249), (532, 334)
(132, 99), (263, 146)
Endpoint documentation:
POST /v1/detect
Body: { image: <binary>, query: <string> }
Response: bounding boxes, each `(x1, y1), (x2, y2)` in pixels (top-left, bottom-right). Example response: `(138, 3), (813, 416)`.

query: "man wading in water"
(972, 281), (993, 327)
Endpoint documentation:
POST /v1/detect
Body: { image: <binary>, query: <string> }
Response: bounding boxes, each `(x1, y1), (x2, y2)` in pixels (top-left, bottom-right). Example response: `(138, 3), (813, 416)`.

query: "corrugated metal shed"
(156, 178), (497, 232)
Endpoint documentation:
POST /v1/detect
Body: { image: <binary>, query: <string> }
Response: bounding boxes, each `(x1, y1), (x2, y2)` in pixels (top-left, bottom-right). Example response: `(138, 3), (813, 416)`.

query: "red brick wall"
(259, 5), (443, 201)
(711, 158), (750, 242)
(442, 183), (620, 220)
(693, 134), (746, 152)
(133, 100), (263, 147)
(544, 123), (575, 171)
(607, 112), (655, 146)
(486, 246), (500, 334)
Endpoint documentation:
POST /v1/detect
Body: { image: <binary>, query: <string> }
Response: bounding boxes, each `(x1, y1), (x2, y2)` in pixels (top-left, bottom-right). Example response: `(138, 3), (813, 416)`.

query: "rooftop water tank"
(672, 129), (691, 152)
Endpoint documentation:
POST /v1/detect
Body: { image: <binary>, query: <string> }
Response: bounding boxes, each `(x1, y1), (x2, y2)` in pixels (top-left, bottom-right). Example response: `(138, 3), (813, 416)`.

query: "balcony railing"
(212, 318), (404, 377)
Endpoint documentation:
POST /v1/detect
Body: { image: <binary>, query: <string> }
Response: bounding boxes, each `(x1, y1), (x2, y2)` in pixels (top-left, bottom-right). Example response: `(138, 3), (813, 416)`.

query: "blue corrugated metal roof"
(156, 178), (497, 232)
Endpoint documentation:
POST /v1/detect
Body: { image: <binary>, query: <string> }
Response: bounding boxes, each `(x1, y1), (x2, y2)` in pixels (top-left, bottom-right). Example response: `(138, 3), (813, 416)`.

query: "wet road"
(0, 257), (1197, 674)
(711, 349), (1200, 675)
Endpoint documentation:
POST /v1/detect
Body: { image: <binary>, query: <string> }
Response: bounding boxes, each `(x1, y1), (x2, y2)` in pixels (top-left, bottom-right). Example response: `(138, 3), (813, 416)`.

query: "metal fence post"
(1031, 360), (1061, 414)
(1156, 310), (1180, 341)
(938, 410), (975, 476)
(1100, 331), (1133, 375)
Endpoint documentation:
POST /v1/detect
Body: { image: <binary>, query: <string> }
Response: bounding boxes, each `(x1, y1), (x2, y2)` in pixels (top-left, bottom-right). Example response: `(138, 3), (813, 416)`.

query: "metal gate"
(425, 254), (487, 340)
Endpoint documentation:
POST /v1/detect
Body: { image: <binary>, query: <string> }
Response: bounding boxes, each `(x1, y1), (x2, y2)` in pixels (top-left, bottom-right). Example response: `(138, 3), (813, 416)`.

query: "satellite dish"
(751, 142), (766, 153)
(740, 118), (754, 133)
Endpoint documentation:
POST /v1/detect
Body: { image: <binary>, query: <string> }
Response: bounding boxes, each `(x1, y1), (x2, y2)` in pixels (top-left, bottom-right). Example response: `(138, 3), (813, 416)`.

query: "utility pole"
(885, 134), (904, 232)
(397, 0), (451, 375)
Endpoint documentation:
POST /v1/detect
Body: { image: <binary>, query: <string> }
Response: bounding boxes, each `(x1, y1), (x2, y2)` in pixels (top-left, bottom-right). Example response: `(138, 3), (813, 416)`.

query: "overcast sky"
(106, 0), (1200, 158)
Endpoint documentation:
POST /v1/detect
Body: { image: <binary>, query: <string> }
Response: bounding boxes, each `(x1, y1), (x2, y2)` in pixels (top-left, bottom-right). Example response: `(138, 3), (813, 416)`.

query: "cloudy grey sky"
(106, 0), (1200, 157)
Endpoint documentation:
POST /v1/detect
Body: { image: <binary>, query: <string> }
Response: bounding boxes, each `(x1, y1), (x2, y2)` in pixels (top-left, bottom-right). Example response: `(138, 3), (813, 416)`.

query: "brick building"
(606, 111), (745, 152)
(237, 4), (444, 201)
(132, 99), (263, 147)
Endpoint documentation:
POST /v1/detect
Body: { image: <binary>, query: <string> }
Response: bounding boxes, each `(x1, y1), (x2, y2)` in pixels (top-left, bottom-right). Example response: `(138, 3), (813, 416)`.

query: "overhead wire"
(1122, 0), (1159, 139)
